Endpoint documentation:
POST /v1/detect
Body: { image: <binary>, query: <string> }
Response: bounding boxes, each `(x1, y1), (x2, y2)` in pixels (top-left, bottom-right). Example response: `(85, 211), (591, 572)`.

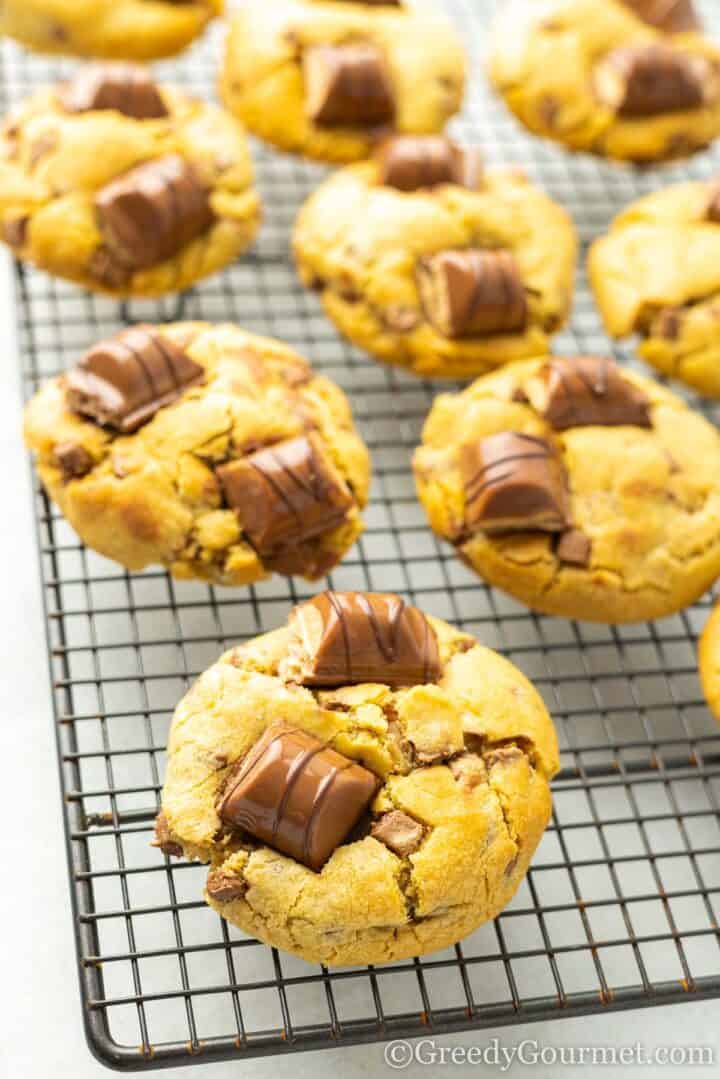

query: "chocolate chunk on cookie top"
(461, 432), (570, 534)
(65, 326), (204, 433)
(218, 724), (378, 871)
(282, 590), (441, 687)
(416, 250), (528, 338)
(303, 43), (395, 127)
(216, 435), (354, 563)
(622, 0), (700, 33)
(528, 356), (653, 430)
(58, 64), (168, 120)
(594, 44), (718, 117)
(377, 135), (483, 192)
(95, 154), (214, 276)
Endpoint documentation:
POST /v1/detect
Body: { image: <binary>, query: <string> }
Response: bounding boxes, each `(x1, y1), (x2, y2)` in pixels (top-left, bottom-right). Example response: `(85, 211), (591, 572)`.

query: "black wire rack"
(5, 0), (720, 1070)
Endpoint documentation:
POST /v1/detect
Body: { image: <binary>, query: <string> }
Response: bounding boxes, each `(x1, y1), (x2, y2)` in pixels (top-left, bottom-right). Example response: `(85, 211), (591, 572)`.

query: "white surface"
(0, 258), (718, 1078)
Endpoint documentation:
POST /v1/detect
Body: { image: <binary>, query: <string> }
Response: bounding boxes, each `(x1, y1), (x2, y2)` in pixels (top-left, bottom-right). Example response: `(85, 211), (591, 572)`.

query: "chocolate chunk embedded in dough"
(151, 812), (183, 858)
(594, 44), (716, 116)
(217, 724), (378, 872)
(416, 250), (528, 338)
(215, 434), (354, 562)
(283, 590), (441, 687)
(461, 432), (570, 534)
(371, 810), (424, 857)
(206, 868), (246, 902)
(556, 528), (592, 567)
(621, 0), (700, 33)
(95, 153), (214, 275)
(59, 63), (169, 119)
(65, 325), (205, 432)
(707, 181), (720, 222)
(54, 441), (94, 481)
(531, 356), (653, 430)
(303, 43), (395, 127)
(377, 135), (483, 192)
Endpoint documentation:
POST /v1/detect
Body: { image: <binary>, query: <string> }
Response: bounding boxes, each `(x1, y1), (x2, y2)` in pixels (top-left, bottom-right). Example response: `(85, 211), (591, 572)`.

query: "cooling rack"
(4, 0), (720, 1069)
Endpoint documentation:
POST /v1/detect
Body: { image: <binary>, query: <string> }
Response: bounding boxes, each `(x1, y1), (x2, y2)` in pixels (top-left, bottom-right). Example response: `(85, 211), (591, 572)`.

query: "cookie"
(23, 322), (370, 585)
(220, 0), (465, 164)
(0, 64), (260, 297)
(0, 0), (221, 60)
(413, 355), (720, 623)
(488, 0), (720, 164)
(589, 178), (720, 398)
(155, 590), (559, 965)
(699, 600), (720, 723)
(293, 135), (576, 378)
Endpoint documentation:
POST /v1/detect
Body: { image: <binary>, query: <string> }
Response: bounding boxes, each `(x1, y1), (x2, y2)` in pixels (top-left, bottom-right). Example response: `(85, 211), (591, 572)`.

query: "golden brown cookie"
(293, 136), (576, 378)
(699, 599), (720, 723)
(23, 322), (371, 585)
(589, 178), (720, 398)
(220, 0), (466, 164)
(155, 590), (559, 965)
(0, 64), (260, 297)
(0, 0), (222, 60)
(488, 0), (720, 164)
(414, 356), (720, 623)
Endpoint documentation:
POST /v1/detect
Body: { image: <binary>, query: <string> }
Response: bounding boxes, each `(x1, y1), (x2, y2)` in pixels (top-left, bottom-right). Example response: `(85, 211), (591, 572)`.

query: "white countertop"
(1, 255), (718, 1078)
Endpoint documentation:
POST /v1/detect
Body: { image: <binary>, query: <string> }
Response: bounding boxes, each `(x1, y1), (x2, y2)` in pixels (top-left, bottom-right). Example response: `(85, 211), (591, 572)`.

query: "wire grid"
(4, 0), (720, 1069)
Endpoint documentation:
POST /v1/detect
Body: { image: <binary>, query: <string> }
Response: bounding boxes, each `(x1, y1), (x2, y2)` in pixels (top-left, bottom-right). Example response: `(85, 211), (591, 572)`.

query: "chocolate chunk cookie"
(23, 322), (370, 585)
(0, 64), (260, 297)
(488, 0), (720, 163)
(589, 178), (720, 398)
(293, 136), (576, 378)
(414, 356), (720, 623)
(157, 592), (559, 965)
(0, 0), (221, 60)
(220, 0), (466, 163)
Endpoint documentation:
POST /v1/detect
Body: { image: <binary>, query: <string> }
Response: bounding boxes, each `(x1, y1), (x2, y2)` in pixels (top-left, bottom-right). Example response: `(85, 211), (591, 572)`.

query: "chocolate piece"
(461, 432), (570, 534)
(2, 216), (28, 248)
(449, 752), (487, 791)
(206, 868), (246, 903)
(621, 0), (700, 33)
(216, 435), (353, 563)
(416, 250), (528, 338)
(377, 135), (483, 192)
(65, 325), (205, 433)
(533, 356), (653, 430)
(556, 528), (592, 567)
(485, 745), (524, 769)
(218, 724), (378, 872)
(54, 441), (94, 481)
(284, 590), (441, 687)
(651, 306), (683, 339)
(151, 812), (183, 858)
(304, 43), (395, 127)
(95, 153), (214, 274)
(594, 44), (716, 116)
(59, 63), (168, 119)
(707, 183), (720, 223)
(370, 810), (424, 857)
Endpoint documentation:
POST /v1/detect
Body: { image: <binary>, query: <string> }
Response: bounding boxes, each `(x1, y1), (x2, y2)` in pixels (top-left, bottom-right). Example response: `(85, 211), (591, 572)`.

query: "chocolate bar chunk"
(533, 356), (653, 430)
(304, 44), (395, 127)
(218, 724), (378, 872)
(461, 432), (570, 534)
(216, 435), (353, 561)
(371, 810), (424, 857)
(416, 250), (528, 338)
(95, 154), (214, 275)
(283, 590), (441, 687)
(621, 0), (700, 33)
(53, 441), (94, 481)
(707, 181), (720, 222)
(556, 528), (592, 567)
(377, 135), (483, 192)
(59, 63), (168, 120)
(594, 44), (716, 116)
(65, 325), (204, 432)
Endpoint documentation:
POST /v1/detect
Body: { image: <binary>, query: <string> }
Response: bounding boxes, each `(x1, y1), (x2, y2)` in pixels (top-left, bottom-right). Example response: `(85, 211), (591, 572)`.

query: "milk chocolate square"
(377, 135), (483, 192)
(529, 356), (653, 430)
(59, 63), (168, 119)
(461, 432), (570, 534)
(303, 43), (395, 127)
(215, 434), (353, 560)
(65, 326), (204, 432)
(594, 44), (715, 116)
(282, 590), (440, 687)
(416, 250), (528, 338)
(218, 724), (378, 871)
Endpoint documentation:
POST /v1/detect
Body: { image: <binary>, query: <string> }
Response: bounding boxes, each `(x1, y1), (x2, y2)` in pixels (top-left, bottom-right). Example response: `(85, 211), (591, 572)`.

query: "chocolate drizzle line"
(327, 590), (354, 680)
(274, 743), (325, 842)
(303, 761), (350, 865)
